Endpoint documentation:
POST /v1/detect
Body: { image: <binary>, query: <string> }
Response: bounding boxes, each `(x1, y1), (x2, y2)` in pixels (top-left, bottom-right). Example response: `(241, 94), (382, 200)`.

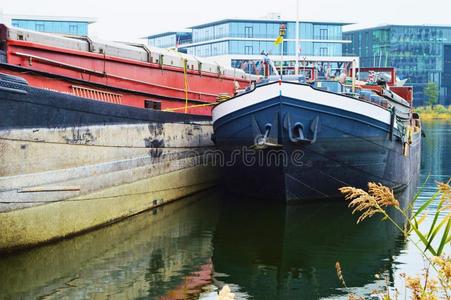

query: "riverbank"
(414, 105), (451, 120)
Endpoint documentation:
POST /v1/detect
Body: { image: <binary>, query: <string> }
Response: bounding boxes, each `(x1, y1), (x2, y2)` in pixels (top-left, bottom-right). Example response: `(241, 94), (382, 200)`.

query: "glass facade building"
(146, 18), (355, 76)
(184, 19), (348, 57)
(11, 19), (90, 36)
(444, 44), (451, 96)
(344, 25), (451, 105)
(1, 14), (96, 36)
(147, 32), (192, 50)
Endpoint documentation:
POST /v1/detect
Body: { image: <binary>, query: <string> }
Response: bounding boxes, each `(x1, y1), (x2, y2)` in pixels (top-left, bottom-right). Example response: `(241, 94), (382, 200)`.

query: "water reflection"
(419, 121), (451, 215)
(0, 188), (421, 300)
(0, 191), (220, 299)
(421, 121), (450, 179)
(0, 121), (448, 300)
(211, 181), (418, 299)
(208, 123), (451, 300)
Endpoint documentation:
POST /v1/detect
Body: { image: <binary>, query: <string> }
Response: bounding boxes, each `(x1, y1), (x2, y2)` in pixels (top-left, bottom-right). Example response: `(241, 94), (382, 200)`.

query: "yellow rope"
(183, 58), (189, 113)
(163, 94), (232, 112)
(167, 53), (232, 113)
(164, 102), (218, 112)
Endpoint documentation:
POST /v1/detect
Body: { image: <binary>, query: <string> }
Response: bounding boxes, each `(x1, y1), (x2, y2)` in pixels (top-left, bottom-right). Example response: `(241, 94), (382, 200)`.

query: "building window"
(364, 32), (370, 46)
(12, 21), (19, 27)
(245, 26), (253, 38)
(217, 27), (224, 39)
(245, 46), (253, 55)
(35, 23), (45, 32)
(320, 47), (328, 56)
(320, 29), (328, 40)
(69, 25), (78, 35)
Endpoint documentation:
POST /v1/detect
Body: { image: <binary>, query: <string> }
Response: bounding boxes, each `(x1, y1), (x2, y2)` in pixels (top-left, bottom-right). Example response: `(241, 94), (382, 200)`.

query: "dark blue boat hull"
(213, 94), (421, 202)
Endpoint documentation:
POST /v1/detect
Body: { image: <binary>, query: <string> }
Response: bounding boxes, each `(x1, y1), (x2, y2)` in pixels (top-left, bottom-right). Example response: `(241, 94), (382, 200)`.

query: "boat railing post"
(389, 106), (396, 141)
(159, 54), (164, 68)
(280, 43), (283, 79)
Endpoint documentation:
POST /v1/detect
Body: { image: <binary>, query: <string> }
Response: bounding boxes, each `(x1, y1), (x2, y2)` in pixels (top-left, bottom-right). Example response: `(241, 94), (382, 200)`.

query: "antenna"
(295, 0), (300, 76)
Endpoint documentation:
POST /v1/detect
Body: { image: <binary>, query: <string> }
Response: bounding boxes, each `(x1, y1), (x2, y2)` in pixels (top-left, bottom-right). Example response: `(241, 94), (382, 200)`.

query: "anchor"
(284, 113), (320, 144)
(251, 113), (282, 149)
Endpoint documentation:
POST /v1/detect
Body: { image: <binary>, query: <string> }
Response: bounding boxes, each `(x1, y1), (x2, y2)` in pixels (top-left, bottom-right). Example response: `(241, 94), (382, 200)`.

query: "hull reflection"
(0, 190), (220, 299)
(212, 179), (419, 299)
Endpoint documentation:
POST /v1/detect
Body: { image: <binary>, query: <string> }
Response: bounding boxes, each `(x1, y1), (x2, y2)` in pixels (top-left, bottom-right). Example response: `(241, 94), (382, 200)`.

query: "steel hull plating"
(0, 76), (217, 252)
(212, 82), (421, 202)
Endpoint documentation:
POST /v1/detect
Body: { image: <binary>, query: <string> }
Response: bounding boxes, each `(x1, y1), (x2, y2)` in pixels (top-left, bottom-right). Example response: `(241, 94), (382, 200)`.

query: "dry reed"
(338, 181), (450, 299)
(335, 261), (347, 288)
(339, 182), (399, 223)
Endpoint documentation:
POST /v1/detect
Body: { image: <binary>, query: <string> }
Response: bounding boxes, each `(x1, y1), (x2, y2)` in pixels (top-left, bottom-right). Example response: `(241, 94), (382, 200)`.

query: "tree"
(424, 82), (439, 106)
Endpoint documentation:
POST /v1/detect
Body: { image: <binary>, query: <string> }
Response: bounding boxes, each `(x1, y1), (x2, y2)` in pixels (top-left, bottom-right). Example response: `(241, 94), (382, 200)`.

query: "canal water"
(0, 121), (449, 299)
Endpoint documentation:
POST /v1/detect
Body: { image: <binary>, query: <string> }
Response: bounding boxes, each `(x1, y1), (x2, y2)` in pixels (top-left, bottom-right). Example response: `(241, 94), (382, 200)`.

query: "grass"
(337, 180), (451, 299)
(415, 105), (451, 121)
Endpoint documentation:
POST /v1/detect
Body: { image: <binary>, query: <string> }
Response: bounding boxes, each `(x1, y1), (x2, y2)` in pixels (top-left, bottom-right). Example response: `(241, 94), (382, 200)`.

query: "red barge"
(0, 25), (251, 252)
(0, 24), (250, 115)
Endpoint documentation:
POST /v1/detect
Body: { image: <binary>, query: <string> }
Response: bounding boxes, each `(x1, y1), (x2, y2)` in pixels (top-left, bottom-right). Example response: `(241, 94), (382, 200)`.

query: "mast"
(295, 0), (300, 76)
(278, 24), (286, 78)
(280, 40), (284, 77)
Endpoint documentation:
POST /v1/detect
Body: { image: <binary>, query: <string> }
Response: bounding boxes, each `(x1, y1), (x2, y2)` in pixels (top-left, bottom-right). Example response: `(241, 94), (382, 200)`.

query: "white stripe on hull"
(212, 82), (392, 126)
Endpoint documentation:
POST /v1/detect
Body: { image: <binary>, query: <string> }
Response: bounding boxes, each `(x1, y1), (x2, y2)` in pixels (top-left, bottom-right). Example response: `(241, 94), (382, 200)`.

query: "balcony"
(185, 33), (346, 44)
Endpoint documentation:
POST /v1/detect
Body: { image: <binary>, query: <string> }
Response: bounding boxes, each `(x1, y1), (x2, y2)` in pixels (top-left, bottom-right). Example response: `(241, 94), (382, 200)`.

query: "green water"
(0, 121), (449, 300)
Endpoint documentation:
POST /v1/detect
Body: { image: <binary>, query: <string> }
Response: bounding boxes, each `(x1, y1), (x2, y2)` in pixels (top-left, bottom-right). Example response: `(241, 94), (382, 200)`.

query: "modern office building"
(344, 25), (451, 105)
(444, 44), (451, 97)
(147, 31), (192, 51)
(0, 13), (96, 36)
(145, 16), (358, 78)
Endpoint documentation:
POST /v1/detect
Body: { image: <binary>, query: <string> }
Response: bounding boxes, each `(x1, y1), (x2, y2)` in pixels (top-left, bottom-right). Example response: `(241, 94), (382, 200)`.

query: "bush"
(424, 82), (439, 106)
(434, 104), (448, 114)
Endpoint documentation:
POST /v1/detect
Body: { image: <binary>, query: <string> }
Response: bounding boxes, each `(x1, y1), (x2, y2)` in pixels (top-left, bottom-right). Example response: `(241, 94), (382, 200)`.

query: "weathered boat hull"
(212, 82), (421, 202)
(0, 74), (217, 252)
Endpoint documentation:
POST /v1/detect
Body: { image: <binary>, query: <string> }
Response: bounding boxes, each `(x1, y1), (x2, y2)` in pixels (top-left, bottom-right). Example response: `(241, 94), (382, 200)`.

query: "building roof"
(189, 18), (353, 29)
(344, 23), (451, 33)
(8, 14), (97, 24)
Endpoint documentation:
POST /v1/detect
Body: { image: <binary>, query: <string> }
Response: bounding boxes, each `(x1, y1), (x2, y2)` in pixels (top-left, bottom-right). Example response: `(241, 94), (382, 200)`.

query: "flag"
(274, 35), (283, 46)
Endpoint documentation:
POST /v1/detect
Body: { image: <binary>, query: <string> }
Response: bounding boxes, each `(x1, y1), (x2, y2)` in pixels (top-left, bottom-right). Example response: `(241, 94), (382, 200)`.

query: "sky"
(1, 0), (451, 42)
